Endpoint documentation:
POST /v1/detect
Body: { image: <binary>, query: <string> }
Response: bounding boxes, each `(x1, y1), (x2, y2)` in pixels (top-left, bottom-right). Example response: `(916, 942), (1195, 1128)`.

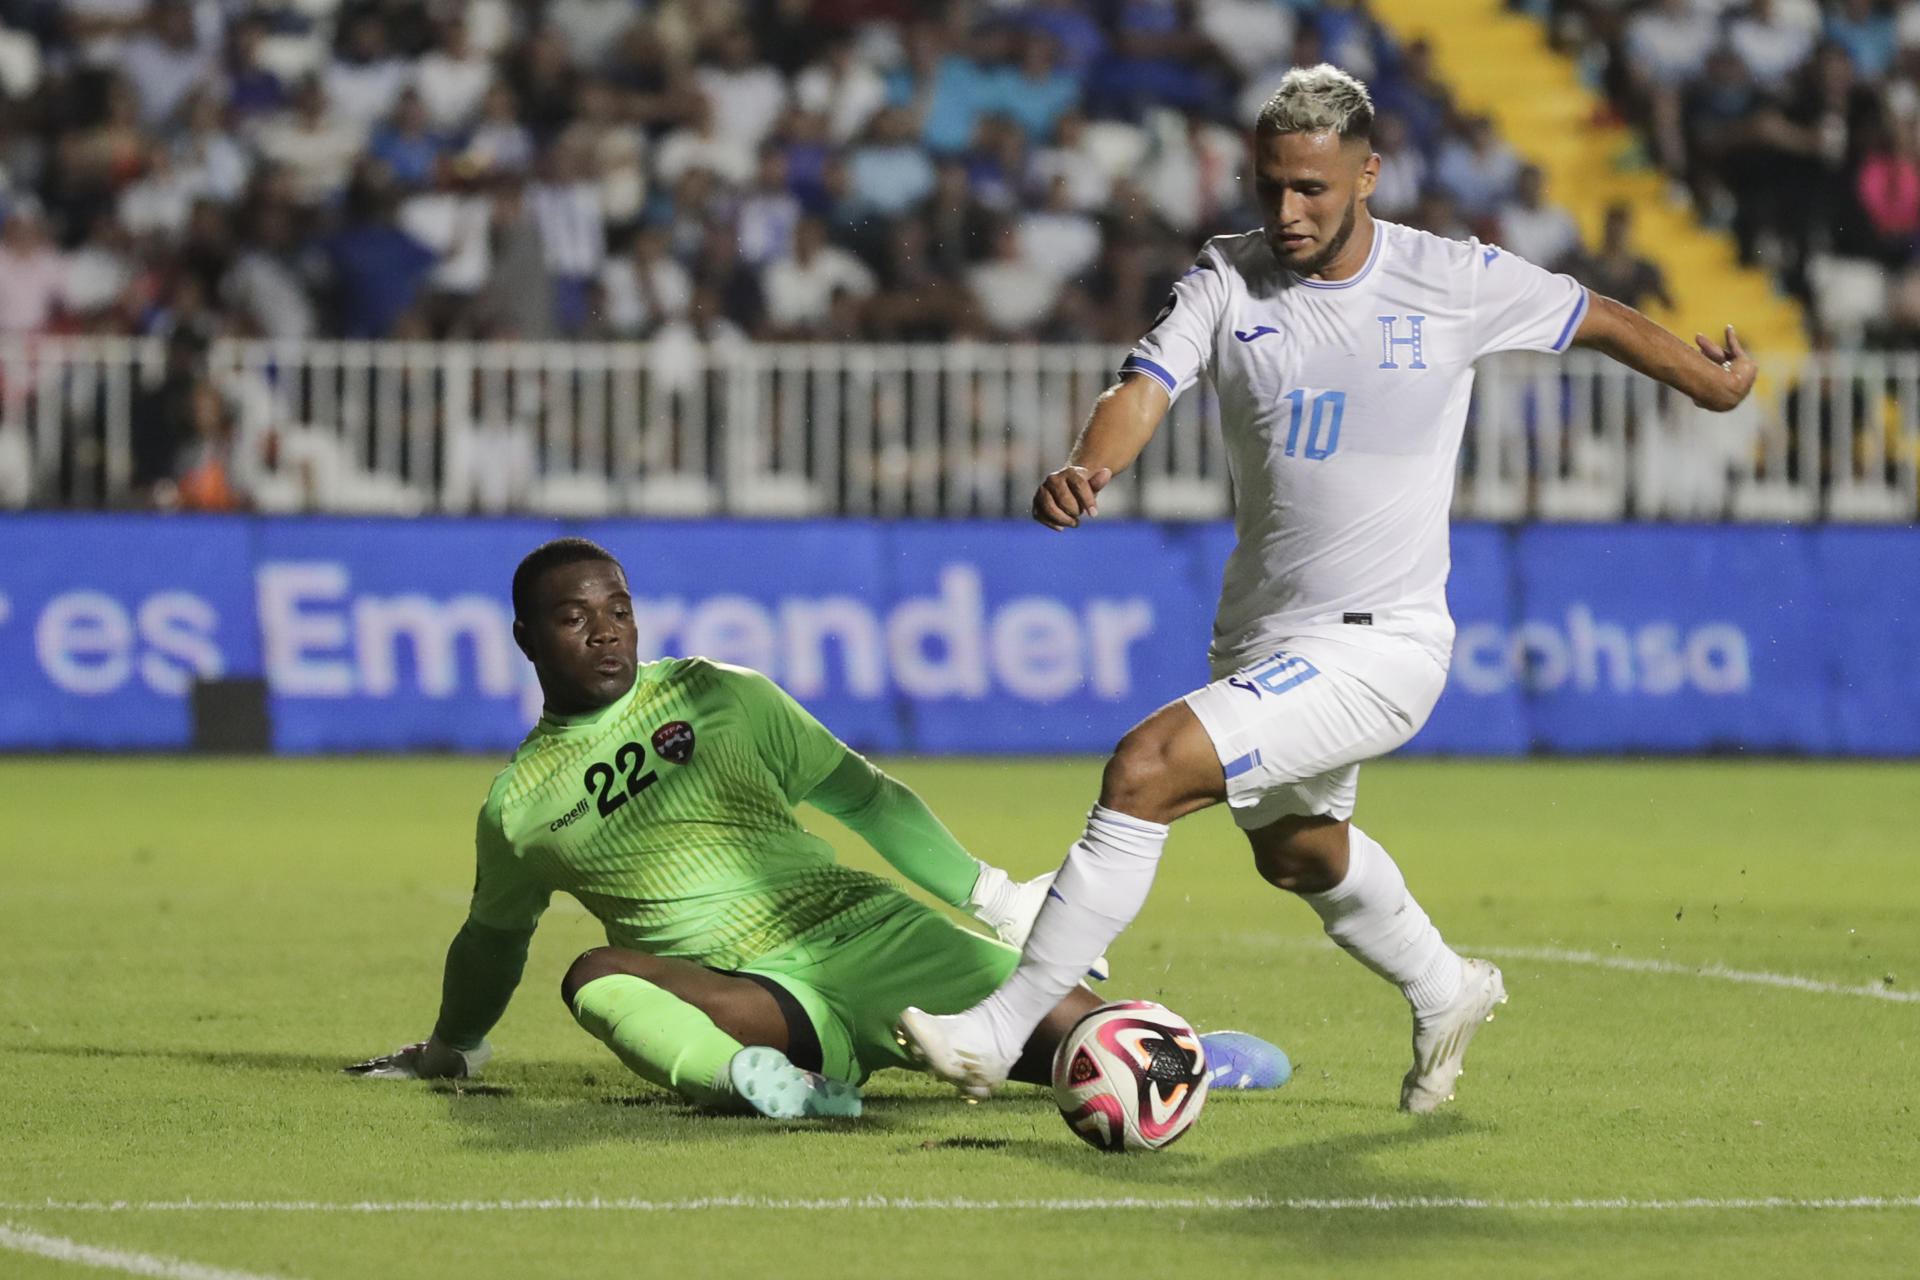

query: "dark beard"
(1282, 197), (1359, 278)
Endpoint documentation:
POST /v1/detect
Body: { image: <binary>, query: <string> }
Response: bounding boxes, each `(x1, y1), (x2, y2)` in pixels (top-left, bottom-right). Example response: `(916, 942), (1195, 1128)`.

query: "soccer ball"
(1051, 1001), (1209, 1152)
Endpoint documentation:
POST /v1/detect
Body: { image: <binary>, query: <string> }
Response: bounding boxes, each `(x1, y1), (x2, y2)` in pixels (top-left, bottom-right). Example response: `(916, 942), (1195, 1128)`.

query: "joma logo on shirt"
(549, 797), (589, 831)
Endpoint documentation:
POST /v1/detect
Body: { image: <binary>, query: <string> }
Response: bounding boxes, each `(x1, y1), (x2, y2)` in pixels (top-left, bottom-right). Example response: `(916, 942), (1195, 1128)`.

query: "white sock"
(971, 804), (1169, 1062)
(1302, 826), (1463, 1017)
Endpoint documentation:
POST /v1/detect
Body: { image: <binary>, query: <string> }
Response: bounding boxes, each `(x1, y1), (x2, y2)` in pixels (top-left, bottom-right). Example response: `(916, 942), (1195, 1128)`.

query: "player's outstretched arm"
(805, 754), (1108, 977)
(343, 918), (533, 1079)
(1568, 290), (1756, 412)
(1033, 372), (1172, 529)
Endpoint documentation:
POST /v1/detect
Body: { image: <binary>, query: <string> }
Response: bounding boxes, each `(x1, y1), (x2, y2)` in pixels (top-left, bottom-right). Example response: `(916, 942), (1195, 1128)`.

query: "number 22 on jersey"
(1280, 389), (1345, 460)
(583, 741), (659, 818)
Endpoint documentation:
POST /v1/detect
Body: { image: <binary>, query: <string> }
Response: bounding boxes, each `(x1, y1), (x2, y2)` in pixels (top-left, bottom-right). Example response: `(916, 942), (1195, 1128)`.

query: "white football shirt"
(1123, 218), (1588, 674)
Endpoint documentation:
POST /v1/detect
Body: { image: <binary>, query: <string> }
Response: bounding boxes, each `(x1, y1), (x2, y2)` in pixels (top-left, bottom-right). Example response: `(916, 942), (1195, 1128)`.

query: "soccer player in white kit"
(897, 65), (1758, 1113)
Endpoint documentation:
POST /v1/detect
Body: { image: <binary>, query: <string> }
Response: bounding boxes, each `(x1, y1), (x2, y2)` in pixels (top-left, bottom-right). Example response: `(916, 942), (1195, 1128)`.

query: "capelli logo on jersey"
(549, 796), (589, 831)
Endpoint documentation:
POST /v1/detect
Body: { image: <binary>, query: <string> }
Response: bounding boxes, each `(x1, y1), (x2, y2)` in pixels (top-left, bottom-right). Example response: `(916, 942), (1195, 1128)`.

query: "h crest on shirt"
(1377, 315), (1428, 370)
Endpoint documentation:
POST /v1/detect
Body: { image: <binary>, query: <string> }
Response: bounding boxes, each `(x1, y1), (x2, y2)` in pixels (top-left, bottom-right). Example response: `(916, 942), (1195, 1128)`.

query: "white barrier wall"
(1, 338), (1914, 521)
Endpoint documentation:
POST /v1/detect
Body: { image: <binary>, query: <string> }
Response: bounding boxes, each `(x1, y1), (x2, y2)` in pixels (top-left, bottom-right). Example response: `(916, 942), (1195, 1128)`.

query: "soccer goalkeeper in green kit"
(347, 539), (1287, 1117)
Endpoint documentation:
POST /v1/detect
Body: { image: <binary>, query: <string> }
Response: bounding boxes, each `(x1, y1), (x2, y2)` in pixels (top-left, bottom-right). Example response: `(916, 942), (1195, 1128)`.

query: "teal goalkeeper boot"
(727, 1046), (863, 1119)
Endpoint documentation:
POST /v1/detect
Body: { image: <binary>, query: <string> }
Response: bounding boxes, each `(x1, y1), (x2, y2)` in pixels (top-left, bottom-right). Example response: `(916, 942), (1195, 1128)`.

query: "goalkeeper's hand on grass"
(966, 863), (1110, 981)
(343, 1036), (491, 1080)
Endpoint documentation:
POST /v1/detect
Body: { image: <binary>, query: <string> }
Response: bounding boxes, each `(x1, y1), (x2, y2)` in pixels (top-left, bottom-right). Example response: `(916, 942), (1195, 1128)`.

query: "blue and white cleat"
(727, 1046), (862, 1119)
(1199, 1031), (1291, 1090)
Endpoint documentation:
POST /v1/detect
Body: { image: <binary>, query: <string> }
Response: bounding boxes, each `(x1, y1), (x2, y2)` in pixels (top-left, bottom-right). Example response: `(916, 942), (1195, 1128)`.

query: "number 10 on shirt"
(1281, 389), (1345, 460)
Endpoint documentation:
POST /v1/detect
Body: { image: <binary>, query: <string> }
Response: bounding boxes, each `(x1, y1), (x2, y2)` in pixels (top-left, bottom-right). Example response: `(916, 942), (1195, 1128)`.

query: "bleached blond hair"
(1255, 64), (1374, 144)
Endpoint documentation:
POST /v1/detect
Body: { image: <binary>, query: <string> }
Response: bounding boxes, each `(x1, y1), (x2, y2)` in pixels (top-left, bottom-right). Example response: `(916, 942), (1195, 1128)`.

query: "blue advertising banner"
(0, 515), (1914, 756)
(1814, 526), (1920, 754)
(1510, 526), (1833, 753)
(255, 518), (561, 751)
(0, 515), (258, 749)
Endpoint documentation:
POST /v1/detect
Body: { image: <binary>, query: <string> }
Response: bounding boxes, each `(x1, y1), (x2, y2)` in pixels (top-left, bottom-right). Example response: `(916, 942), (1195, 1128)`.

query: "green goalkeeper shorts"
(738, 900), (1019, 1084)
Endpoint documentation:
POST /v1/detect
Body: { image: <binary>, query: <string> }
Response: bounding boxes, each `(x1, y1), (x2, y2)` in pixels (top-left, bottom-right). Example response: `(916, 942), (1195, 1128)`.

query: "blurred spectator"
(1742, 44), (1879, 275)
(529, 140), (607, 334)
(600, 223), (692, 336)
(400, 160), (494, 332)
(1624, 0), (1719, 173)
(1498, 165), (1581, 269)
(222, 202), (318, 341)
(1367, 111), (1424, 222)
(867, 215), (962, 340)
(223, 17), (288, 126)
(66, 213), (135, 326)
(762, 214), (874, 337)
(795, 32), (887, 145)
(255, 75), (364, 207)
(736, 145), (803, 266)
(1406, 187), (1471, 242)
(926, 157), (997, 274)
(130, 328), (204, 493)
(326, 13), (410, 137)
(1825, 0), (1897, 81)
(654, 92), (755, 186)
(510, 28), (579, 140)
(319, 165), (440, 338)
(481, 176), (557, 339)
(548, 0), (641, 70)
(1021, 0), (1107, 82)
(967, 218), (1061, 337)
(697, 30), (788, 152)
(692, 219), (766, 335)
(564, 77), (648, 231)
(1019, 173), (1101, 278)
(120, 0), (216, 130)
(1003, 30), (1079, 142)
(175, 92), (252, 204)
(1197, 0), (1296, 81)
(1030, 110), (1111, 211)
(370, 90), (448, 191)
(464, 84), (535, 175)
(173, 379), (248, 511)
(1729, 0), (1819, 93)
(849, 106), (936, 218)
(119, 143), (196, 243)
(415, 15), (493, 131)
(1565, 203), (1676, 313)
(1853, 106), (1920, 264)
(1434, 114), (1520, 222)
(0, 200), (67, 333)
(1682, 47), (1764, 213)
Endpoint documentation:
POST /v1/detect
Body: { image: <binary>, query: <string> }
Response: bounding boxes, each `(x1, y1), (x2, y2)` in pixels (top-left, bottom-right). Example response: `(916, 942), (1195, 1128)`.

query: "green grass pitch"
(3, 756), (1917, 1279)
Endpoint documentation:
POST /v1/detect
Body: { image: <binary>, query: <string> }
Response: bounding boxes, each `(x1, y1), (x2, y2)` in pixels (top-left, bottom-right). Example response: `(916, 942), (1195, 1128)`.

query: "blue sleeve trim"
(1551, 288), (1590, 353)
(1120, 354), (1178, 393)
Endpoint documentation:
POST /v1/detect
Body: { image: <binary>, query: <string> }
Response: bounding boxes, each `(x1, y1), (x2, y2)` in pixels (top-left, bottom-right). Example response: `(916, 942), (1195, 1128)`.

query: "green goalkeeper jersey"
(470, 658), (912, 972)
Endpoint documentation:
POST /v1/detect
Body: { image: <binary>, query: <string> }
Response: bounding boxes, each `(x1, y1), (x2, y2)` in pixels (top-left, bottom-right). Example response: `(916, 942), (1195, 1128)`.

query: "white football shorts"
(1183, 631), (1448, 829)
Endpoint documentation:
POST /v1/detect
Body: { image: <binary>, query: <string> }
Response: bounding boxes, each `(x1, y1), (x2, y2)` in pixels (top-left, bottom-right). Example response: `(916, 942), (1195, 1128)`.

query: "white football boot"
(1400, 957), (1507, 1114)
(894, 1007), (1014, 1100)
(727, 1046), (862, 1119)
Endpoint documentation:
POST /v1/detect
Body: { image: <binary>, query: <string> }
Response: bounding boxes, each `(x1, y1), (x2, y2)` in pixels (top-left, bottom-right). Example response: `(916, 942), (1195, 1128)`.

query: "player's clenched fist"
(1032, 465), (1112, 530)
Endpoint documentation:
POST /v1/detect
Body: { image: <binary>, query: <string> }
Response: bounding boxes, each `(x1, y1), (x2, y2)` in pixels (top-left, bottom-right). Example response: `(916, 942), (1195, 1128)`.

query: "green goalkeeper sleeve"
(805, 753), (981, 908)
(431, 918), (533, 1051)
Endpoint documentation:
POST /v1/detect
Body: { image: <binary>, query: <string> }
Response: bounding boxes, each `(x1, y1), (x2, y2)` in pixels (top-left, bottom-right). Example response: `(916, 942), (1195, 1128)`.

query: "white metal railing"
(0, 338), (1914, 521)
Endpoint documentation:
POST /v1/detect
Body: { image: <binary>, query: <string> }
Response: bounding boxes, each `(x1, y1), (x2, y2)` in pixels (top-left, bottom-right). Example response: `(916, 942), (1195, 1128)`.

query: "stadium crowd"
(0, 0), (1638, 355)
(1536, 0), (1920, 345)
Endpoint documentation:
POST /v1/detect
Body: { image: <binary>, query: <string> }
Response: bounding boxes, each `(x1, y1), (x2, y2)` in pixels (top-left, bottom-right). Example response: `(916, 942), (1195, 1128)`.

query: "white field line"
(1469, 945), (1920, 1005)
(5, 1197), (1918, 1214)
(0, 1221), (298, 1280)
